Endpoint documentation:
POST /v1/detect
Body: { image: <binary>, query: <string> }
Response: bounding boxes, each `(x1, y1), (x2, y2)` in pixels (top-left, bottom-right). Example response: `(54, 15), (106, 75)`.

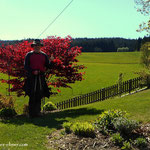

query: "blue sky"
(0, 0), (148, 40)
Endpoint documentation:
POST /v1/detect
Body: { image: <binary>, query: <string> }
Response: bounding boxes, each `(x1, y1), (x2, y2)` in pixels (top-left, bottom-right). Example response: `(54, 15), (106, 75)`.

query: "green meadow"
(0, 87), (150, 150)
(1, 51), (150, 150)
(0, 52), (142, 114)
(50, 52), (142, 104)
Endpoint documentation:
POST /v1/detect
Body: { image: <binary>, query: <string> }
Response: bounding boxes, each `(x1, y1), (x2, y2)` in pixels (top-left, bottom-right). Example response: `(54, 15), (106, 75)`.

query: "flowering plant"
(0, 36), (85, 96)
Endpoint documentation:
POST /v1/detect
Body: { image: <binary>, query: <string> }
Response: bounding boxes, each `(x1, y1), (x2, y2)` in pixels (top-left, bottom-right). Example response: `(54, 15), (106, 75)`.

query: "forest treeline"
(0, 36), (149, 52)
(71, 36), (150, 52)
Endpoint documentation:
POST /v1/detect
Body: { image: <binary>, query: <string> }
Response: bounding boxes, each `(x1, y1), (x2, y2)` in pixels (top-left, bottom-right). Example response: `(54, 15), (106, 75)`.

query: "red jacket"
(24, 51), (51, 75)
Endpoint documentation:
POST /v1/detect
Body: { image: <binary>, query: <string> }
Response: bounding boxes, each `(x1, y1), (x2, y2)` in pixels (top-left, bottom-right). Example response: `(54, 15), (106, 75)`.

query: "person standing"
(24, 39), (54, 118)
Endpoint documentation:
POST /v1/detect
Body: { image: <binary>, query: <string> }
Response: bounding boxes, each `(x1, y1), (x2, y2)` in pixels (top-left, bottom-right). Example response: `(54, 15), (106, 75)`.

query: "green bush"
(117, 47), (129, 52)
(23, 104), (29, 115)
(71, 122), (95, 138)
(111, 133), (124, 146)
(63, 122), (72, 133)
(0, 107), (17, 118)
(0, 95), (15, 109)
(121, 141), (132, 150)
(0, 94), (17, 118)
(43, 101), (57, 111)
(112, 117), (139, 134)
(95, 109), (127, 132)
(62, 121), (95, 137)
(134, 137), (147, 148)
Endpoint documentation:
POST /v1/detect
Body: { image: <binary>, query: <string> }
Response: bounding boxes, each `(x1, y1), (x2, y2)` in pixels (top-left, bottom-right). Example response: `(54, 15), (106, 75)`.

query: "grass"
(0, 88), (150, 149)
(1, 51), (149, 149)
(65, 89), (150, 123)
(78, 52), (141, 64)
(0, 52), (142, 114)
(50, 52), (142, 103)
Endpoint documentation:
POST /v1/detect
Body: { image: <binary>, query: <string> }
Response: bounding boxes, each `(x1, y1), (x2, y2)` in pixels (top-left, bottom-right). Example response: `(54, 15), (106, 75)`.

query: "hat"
(31, 39), (43, 47)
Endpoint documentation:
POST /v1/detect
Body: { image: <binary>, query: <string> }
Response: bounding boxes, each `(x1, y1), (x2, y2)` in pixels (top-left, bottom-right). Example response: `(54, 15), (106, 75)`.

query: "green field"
(0, 52), (142, 114)
(0, 88), (150, 150)
(50, 52), (142, 105)
(1, 51), (150, 150)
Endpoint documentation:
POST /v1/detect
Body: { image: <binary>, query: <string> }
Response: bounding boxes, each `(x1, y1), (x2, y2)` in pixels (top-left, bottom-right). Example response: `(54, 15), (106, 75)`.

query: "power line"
(37, 0), (74, 38)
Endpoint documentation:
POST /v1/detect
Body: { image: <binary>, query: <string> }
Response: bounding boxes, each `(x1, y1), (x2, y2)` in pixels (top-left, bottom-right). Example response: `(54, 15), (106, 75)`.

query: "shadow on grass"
(1, 108), (104, 129)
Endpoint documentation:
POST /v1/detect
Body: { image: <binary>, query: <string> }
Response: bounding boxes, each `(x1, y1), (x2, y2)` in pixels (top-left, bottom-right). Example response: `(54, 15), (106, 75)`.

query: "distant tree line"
(0, 36), (150, 52)
(71, 36), (150, 52)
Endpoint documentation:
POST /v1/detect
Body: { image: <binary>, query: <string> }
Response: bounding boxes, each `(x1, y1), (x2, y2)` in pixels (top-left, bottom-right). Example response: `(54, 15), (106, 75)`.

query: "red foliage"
(0, 36), (86, 97)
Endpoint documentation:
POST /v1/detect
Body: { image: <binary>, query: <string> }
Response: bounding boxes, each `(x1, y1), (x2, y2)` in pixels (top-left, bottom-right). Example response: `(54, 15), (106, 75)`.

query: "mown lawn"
(0, 88), (150, 150)
(0, 52), (142, 114)
(49, 52), (142, 104)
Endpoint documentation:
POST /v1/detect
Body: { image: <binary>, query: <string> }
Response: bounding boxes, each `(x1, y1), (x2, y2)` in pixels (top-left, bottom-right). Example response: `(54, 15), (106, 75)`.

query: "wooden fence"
(55, 77), (143, 110)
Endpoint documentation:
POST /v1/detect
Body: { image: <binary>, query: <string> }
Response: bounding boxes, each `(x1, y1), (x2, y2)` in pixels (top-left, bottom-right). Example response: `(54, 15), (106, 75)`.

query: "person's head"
(31, 39), (43, 52)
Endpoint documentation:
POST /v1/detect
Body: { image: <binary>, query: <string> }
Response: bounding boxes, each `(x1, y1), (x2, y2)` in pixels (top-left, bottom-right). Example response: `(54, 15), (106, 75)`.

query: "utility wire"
(37, 0), (74, 38)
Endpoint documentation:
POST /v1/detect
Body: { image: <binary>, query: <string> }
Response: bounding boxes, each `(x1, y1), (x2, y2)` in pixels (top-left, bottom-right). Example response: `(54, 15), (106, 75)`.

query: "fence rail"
(55, 77), (143, 110)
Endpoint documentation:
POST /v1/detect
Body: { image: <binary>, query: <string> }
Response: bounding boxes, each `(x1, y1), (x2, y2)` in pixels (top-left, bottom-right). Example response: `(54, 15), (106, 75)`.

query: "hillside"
(0, 88), (150, 149)
(0, 52), (142, 113)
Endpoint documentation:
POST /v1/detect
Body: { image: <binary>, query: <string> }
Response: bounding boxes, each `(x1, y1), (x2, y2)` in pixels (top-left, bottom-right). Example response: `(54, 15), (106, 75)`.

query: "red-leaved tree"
(0, 36), (85, 97)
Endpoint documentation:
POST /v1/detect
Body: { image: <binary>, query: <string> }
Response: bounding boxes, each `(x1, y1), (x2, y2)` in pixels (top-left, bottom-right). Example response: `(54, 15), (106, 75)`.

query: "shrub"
(71, 122), (95, 138)
(0, 37), (85, 97)
(136, 42), (150, 88)
(117, 47), (129, 52)
(111, 133), (124, 146)
(140, 42), (150, 69)
(0, 95), (15, 109)
(134, 137), (147, 148)
(112, 117), (139, 134)
(43, 101), (57, 111)
(63, 122), (72, 133)
(121, 141), (132, 150)
(136, 69), (150, 88)
(0, 107), (17, 118)
(23, 104), (29, 115)
(0, 94), (17, 118)
(95, 109), (127, 132)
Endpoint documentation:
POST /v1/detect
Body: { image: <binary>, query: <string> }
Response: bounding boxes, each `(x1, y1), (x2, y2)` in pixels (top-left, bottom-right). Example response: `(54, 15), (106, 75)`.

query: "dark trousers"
(28, 95), (41, 117)
(24, 74), (50, 117)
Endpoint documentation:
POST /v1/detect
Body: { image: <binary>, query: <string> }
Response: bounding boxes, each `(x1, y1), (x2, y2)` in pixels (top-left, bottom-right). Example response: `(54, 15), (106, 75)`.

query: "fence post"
(68, 99), (70, 108)
(66, 100), (68, 109)
(79, 96), (82, 106)
(118, 73), (123, 97)
(102, 88), (105, 100)
(129, 79), (132, 94)
(56, 103), (58, 109)
(59, 102), (61, 110)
